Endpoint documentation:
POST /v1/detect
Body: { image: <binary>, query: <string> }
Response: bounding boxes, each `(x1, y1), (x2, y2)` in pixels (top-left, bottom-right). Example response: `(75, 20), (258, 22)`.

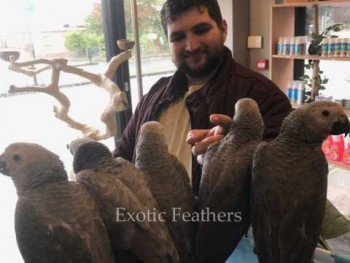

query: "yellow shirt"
(158, 84), (205, 181)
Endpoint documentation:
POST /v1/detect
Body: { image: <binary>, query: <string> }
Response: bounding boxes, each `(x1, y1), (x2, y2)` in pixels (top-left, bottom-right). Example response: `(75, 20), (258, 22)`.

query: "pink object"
(322, 136), (333, 157)
(329, 135), (345, 162)
(342, 141), (350, 165)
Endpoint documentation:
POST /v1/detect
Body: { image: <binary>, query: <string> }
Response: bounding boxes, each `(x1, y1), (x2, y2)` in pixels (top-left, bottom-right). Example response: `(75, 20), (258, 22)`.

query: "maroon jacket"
(114, 47), (292, 195)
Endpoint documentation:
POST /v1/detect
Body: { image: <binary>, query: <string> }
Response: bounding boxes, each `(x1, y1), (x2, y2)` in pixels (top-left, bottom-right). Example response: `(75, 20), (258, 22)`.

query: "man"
(114, 0), (292, 196)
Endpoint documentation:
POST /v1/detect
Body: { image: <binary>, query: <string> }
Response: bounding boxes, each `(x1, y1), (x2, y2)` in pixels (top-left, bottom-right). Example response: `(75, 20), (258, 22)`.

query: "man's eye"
(193, 25), (212, 35)
(170, 34), (185, 42)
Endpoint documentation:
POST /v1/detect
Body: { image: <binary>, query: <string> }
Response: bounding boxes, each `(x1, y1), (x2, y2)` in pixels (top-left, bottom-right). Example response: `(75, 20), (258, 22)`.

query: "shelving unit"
(270, 0), (350, 93)
(277, 0), (350, 7)
(270, 0), (350, 171)
(272, 54), (350, 61)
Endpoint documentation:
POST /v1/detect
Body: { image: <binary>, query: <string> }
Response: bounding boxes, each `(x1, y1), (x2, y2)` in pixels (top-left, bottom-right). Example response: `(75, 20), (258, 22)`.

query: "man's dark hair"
(160, 0), (223, 36)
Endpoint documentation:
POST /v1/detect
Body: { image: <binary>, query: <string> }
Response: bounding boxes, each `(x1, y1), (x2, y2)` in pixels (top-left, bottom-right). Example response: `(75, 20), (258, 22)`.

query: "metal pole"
(131, 0), (143, 100)
(311, 3), (320, 100)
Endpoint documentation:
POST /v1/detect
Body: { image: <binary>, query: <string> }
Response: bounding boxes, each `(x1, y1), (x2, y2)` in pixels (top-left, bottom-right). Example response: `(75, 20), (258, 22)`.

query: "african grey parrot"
(135, 121), (194, 263)
(0, 142), (115, 263)
(251, 101), (350, 263)
(70, 139), (180, 263)
(194, 98), (264, 263)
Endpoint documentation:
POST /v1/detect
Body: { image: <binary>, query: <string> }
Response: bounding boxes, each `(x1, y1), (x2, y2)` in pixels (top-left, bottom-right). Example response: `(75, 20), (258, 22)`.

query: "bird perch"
(7, 50), (131, 140)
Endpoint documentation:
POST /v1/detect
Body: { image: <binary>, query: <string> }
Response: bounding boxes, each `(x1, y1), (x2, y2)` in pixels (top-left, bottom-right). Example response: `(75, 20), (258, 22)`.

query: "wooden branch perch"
(7, 52), (131, 140)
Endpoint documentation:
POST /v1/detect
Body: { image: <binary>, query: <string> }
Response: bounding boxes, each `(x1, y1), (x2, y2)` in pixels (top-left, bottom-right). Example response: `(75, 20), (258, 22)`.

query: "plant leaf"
(320, 199), (350, 239)
(322, 79), (329, 84)
(300, 75), (310, 80)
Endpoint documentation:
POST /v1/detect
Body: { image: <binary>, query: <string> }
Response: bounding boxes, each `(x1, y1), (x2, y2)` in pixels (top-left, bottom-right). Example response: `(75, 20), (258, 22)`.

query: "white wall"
(249, 0), (274, 77)
(218, 0), (233, 53)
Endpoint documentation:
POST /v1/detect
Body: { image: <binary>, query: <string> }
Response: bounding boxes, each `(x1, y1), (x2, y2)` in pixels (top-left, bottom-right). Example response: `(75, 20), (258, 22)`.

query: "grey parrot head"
(0, 143), (67, 190)
(230, 98), (264, 138)
(71, 140), (112, 173)
(281, 101), (350, 143)
(136, 121), (168, 151)
(67, 137), (95, 156)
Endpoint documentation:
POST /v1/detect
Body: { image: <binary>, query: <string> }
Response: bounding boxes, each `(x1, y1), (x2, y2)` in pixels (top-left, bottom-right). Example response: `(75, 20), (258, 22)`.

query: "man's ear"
(220, 19), (228, 41)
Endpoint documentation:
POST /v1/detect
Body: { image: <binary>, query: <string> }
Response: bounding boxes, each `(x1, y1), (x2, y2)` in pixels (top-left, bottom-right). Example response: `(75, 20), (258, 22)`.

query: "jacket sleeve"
(112, 77), (170, 161)
(249, 79), (293, 140)
(112, 98), (144, 161)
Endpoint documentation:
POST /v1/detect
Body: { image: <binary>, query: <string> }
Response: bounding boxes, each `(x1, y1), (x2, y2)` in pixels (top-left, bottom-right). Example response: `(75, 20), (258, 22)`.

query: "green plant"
(300, 59), (329, 100)
(299, 23), (343, 101)
(308, 23), (344, 55)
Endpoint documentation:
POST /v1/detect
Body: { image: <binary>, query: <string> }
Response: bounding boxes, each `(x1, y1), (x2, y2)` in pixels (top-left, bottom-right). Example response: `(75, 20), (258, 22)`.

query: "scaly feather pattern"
(195, 98), (264, 263)
(251, 101), (350, 263)
(0, 142), (115, 263)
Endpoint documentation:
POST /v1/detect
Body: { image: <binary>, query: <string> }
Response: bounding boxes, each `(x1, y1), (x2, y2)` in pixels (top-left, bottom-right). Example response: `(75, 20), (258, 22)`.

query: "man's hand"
(186, 114), (232, 164)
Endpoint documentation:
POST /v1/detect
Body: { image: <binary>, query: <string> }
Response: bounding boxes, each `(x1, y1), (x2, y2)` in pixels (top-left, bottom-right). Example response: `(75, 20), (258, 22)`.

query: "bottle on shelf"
(291, 81), (299, 105)
(282, 37), (291, 56)
(290, 37), (296, 56)
(347, 38), (350, 58)
(334, 38), (342, 58)
(301, 36), (307, 55)
(297, 81), (305, 106)
(339, 38), (347, 58)
(294, 36), (304, 56)
(276, 37), (283, 55)
(328, 38), (336, 57)
(286, 81), (293, 100)
(321, 38), (330, 57)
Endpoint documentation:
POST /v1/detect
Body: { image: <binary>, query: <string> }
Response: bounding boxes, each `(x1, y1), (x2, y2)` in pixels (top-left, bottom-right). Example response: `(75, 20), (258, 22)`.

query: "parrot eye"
(322, 110), (330, 117)
(12, 154), (21, 161)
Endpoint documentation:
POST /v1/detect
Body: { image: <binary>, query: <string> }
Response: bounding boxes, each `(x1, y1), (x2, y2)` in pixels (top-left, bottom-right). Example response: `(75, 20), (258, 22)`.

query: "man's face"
(167, 6), (227, 78)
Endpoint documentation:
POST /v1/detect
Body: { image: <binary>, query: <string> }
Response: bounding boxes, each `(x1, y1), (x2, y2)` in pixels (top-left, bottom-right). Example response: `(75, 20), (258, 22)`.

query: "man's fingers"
(210, 114), (232, 127)
(191, 134), (224, 156)
(186, 129), (210, 145)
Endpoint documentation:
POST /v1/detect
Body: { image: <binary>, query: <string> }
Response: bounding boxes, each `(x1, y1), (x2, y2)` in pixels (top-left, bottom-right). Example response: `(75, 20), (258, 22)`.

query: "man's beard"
(177, 47), (224, 78)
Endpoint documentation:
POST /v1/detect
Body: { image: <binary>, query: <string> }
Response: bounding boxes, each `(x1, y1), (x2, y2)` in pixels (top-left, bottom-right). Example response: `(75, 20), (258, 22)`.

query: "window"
(0, 1), (175, 262)
(123, 0), (176, 111)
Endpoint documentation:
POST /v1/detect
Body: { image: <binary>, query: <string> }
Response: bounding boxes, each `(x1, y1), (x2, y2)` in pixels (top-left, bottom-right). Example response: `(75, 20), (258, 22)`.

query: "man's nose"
(185, 34), (200, 52)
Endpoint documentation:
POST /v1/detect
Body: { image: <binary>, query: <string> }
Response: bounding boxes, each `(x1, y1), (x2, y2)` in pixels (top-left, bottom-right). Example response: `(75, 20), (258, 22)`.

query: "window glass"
(124, 0), (176, 111)
(0, 1), (110, 262)
(0, 1), (176, 261)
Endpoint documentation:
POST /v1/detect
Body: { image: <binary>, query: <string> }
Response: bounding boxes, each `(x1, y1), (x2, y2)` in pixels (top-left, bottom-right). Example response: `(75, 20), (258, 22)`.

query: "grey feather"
(71, 139), (180, 263)
(0, 142), (115, 263)
(195, 98), (264, 263)
(135, 121), (194, 263)
(251, 101), (350, 263)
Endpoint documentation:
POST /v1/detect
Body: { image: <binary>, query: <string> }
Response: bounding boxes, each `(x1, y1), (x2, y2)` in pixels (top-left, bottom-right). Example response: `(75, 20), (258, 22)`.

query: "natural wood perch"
(8, 51), (131, 140)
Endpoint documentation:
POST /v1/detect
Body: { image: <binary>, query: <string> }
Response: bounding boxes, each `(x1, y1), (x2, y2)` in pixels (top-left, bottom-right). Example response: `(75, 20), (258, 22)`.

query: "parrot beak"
(331, 116), (350, 137)
(0, 156), (9, 176)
